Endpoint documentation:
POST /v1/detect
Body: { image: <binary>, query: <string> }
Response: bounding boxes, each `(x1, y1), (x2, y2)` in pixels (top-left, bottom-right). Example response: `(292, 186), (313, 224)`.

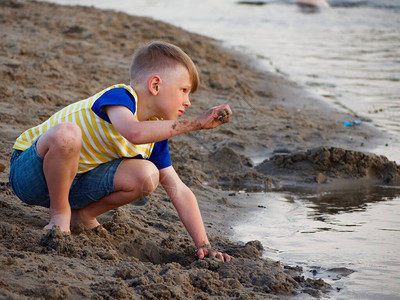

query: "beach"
(1, 0), (399, 299)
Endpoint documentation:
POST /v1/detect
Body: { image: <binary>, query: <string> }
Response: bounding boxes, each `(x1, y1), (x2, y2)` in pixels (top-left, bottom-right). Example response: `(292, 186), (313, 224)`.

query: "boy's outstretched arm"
(159, 166), (233, 262)
(105, 104), (232, 145)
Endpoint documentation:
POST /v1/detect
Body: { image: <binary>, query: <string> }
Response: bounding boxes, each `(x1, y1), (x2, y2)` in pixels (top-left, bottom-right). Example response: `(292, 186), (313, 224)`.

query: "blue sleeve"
(150, 139), (172, 170)
(91, 88), (136, 122)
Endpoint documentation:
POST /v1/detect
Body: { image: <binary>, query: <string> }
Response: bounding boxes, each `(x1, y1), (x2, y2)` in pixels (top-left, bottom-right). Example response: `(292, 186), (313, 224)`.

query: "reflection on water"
(232, 184), (400, 299)
(283, 181), (400, 215)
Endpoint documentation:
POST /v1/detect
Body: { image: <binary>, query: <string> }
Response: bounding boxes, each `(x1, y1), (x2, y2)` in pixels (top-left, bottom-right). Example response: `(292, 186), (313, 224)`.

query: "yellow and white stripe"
(13, 84), (155, 173)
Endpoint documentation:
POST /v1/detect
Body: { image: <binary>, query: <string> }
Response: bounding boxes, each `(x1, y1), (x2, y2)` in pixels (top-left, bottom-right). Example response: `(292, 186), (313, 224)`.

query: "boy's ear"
(149, 75), (162, 95)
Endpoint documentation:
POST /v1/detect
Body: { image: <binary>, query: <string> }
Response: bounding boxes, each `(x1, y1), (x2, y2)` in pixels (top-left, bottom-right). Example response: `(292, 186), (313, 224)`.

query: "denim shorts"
(9, 140), (124, 210)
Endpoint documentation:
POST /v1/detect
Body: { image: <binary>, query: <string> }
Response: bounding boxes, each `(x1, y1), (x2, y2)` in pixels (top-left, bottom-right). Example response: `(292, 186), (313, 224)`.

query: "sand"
(1, 0), (399, 299)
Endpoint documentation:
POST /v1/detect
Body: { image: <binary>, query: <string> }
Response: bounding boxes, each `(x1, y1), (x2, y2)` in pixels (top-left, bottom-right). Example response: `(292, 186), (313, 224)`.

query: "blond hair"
(130, 41), (199, 93)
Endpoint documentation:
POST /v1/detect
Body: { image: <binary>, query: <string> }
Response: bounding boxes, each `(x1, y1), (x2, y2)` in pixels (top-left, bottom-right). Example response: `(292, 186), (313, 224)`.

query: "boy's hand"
(197, 246), (233, 262)
(198, 104), (232, 129)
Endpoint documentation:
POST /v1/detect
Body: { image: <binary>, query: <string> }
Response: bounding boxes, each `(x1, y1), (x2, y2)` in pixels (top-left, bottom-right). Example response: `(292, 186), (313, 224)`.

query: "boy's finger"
(216, 252), (224, 261)
(197, 247), (211, 259)
(217, 110), (230, 123)
(197, 248), (205, 259)
(223, 253), (233, 262)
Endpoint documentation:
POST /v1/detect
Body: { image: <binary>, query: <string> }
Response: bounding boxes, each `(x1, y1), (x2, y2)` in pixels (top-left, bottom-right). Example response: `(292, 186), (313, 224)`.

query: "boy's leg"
(36, 122), (82, 232)
(71, 159), (159, 228)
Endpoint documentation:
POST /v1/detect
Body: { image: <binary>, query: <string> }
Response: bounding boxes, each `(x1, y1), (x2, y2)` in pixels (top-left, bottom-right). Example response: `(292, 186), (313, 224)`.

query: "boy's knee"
(51, 123), (82, 150)
(140, 162), (159, 196)
(55, 122), (81, 137)
(117, 160), (159, 196)
(36, 123), (82, 158)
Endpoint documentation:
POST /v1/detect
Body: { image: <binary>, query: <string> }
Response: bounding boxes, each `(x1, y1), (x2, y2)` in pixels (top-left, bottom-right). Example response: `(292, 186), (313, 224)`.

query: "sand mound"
(257, 146), (400, 185)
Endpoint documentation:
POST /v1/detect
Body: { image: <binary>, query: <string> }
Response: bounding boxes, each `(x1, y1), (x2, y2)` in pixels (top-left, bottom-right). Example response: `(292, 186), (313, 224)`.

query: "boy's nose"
(184, 97), (191, 107)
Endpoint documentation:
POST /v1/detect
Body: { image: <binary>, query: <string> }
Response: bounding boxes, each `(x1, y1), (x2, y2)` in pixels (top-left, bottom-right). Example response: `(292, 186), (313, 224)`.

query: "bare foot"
(43, 213), (71, 234)
(71, 209), (100, 229)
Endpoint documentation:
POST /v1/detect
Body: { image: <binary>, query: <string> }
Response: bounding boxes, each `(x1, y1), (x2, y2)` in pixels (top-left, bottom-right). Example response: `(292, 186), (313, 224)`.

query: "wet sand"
(1, 0), (399, 299)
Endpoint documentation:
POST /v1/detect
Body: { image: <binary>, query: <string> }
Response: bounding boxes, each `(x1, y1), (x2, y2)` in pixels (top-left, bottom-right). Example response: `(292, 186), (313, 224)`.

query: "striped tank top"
(13, 84), (157, 173)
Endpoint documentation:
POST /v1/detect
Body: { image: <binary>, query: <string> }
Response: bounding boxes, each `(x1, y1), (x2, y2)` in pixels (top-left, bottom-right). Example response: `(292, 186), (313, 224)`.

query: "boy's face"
(154, 65), (192, 120)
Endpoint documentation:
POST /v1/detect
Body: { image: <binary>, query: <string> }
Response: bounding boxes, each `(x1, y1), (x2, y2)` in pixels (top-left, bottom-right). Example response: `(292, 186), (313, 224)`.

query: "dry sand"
(1, 0), (399, 299)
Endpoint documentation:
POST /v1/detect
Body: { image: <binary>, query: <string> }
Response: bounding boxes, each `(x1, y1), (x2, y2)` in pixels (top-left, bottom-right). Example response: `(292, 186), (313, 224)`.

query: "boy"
(9, 41), (232, 261)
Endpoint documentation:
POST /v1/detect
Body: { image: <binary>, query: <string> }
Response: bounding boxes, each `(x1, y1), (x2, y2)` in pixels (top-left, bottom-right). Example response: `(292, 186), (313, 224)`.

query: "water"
(44, 0), (400, 298)
(233, 186), (400, 299)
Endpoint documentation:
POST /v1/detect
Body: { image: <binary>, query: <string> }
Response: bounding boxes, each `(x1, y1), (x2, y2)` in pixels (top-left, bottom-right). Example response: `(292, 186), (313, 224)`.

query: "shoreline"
(1, 1), (399, 299)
